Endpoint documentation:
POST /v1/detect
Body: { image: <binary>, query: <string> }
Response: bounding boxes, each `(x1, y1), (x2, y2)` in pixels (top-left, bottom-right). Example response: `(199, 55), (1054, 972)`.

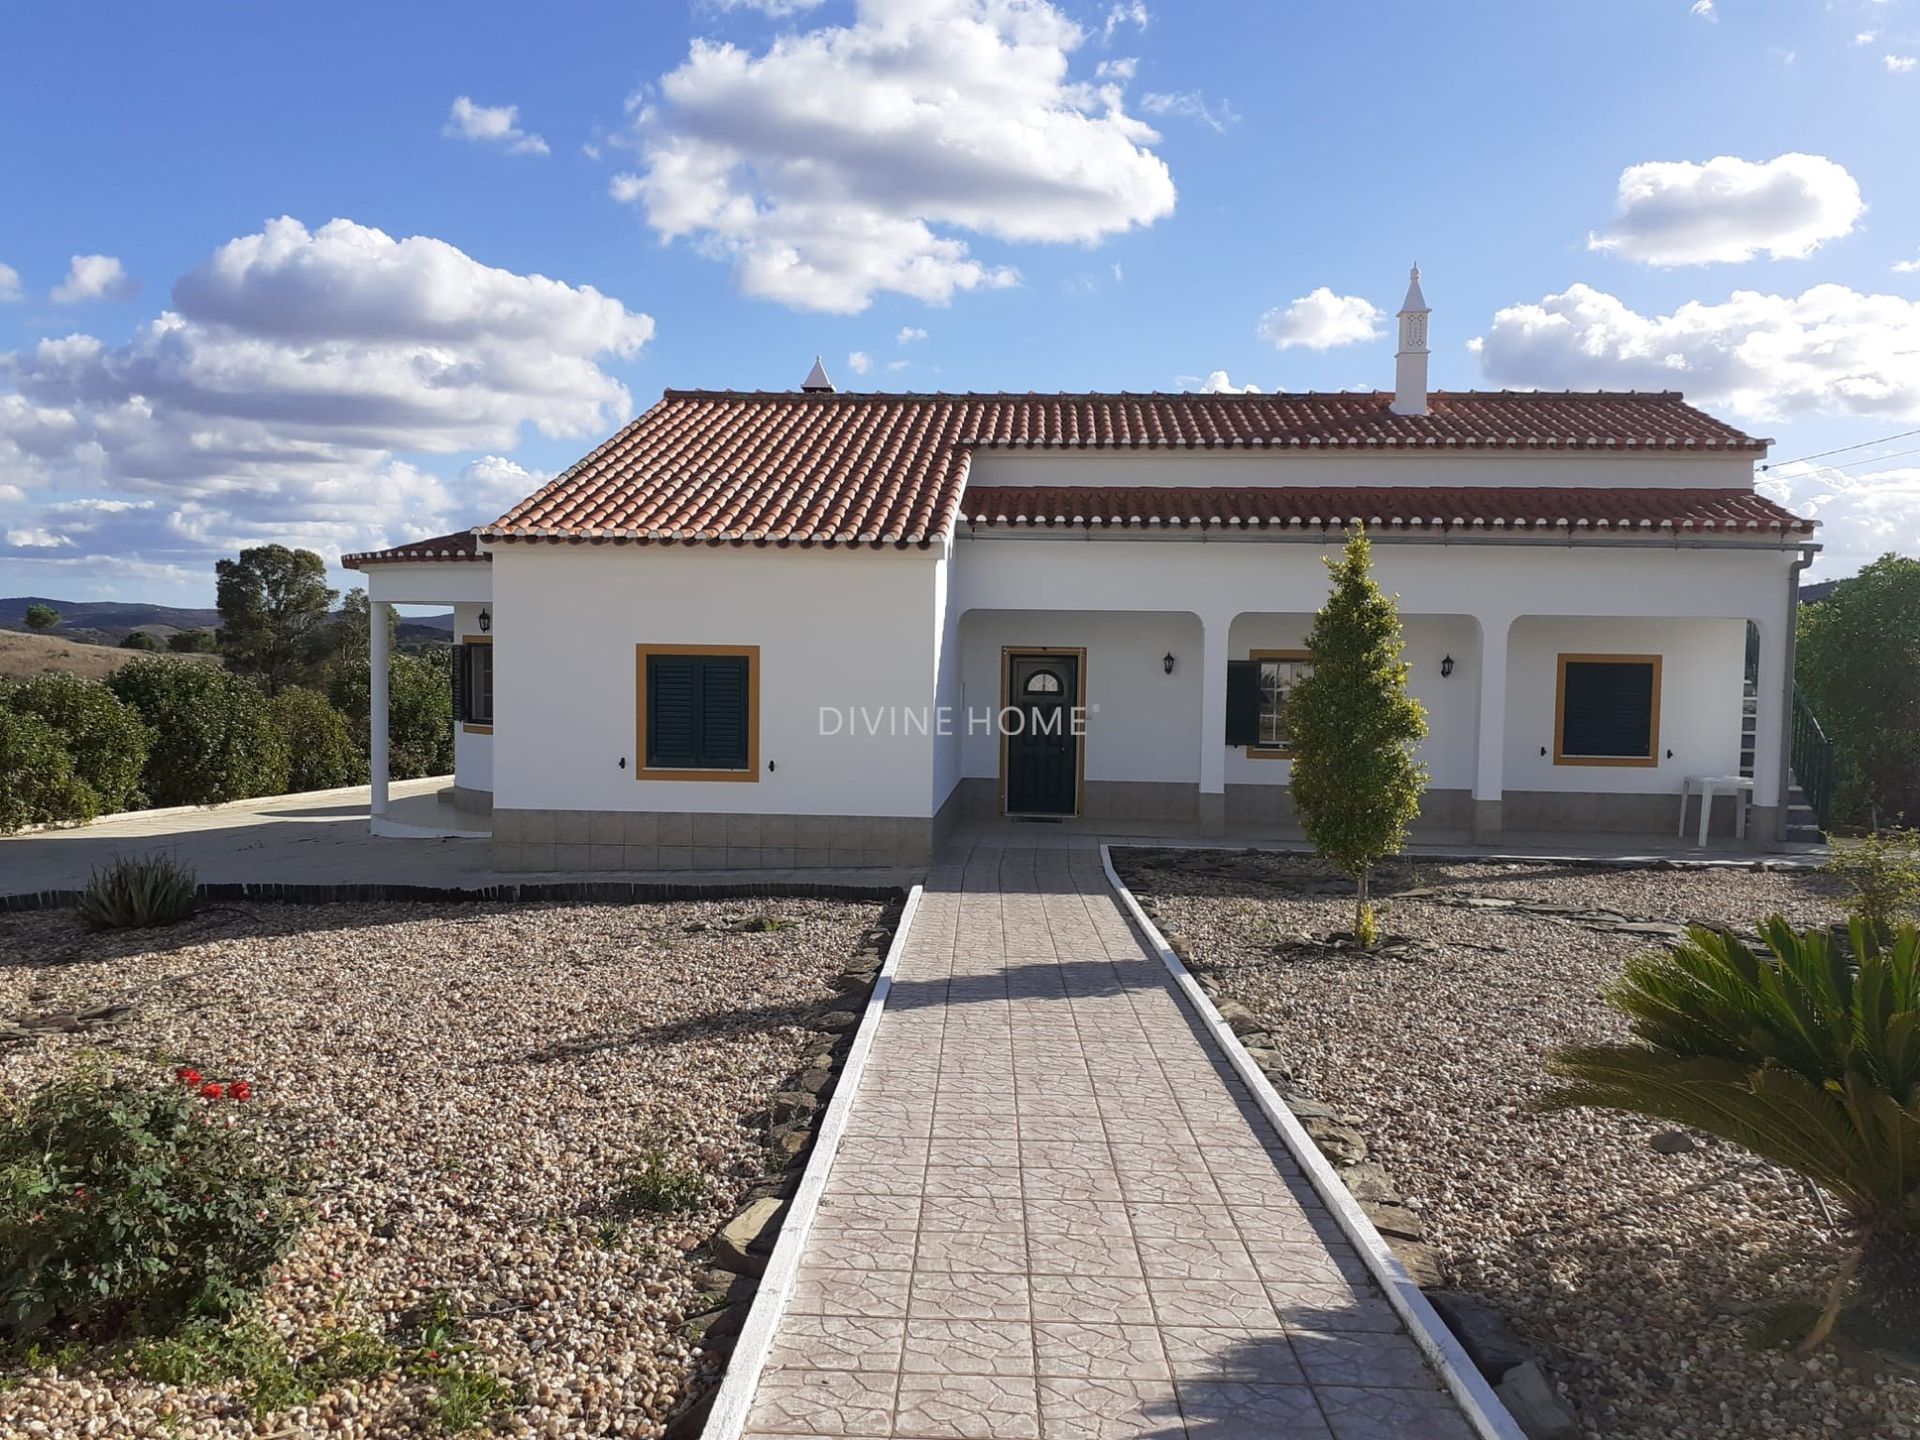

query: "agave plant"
(1544, 916), (1920, 1343)
(75, 851), (199, 930)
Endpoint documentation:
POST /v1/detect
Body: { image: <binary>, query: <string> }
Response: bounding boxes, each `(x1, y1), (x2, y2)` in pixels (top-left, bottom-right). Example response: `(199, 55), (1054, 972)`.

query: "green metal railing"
(1790, 685), (1836, 832)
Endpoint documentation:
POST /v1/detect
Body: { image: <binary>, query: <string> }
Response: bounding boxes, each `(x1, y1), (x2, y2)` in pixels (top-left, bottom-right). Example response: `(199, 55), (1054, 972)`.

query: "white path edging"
(699, 882), (925, 1440)
(1099, 845), (1529, 1440)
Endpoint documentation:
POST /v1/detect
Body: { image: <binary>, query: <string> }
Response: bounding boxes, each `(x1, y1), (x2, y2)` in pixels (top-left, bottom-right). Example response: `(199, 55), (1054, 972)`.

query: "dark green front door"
(1005, 653), (1079, 815)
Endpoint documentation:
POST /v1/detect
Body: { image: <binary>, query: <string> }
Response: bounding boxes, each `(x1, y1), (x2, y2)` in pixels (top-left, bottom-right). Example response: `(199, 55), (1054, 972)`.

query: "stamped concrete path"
(742, 845), (1475, 1440)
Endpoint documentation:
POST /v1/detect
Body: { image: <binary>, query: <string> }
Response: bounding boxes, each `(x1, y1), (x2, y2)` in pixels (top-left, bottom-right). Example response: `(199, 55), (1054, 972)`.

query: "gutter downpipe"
(1777, 544), (1819, 847)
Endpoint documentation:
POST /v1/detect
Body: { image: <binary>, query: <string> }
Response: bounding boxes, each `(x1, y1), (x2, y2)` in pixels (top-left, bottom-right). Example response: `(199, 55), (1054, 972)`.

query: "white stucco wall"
(956, 610), (1204, 785)
(1224, 613), (1479, 790)
(490, 545), (943, 816)
(966, 450), (1757, 493)
(1502, 616), (1746, 793)
(451, 601), (494, 794)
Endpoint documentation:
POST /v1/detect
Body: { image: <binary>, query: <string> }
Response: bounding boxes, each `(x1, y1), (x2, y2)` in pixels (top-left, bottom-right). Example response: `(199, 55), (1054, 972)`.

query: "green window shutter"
(471, 646), (494, 724)
(1562, 661), (1655, 758)
(697, 656), (750, 768)
(648, 656), (701, 768)
(647, 654), (750, 770)
(1225, 660), (1262, 747)
(451, 644), (470, 724)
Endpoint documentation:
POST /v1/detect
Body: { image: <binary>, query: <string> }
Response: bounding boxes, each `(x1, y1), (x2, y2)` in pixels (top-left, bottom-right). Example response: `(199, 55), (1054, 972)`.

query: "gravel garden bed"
(1114, 847), (1919, 1440)
(0, 893), (894, 1439)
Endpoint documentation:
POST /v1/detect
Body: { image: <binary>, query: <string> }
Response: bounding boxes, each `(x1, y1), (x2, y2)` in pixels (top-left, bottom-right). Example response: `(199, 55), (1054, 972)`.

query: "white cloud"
(1471, 281), (1920, 422)
(1178, 369), (1262, 394)
(1854, 30), (1878, 45)
(1894, 249), (1920, 274)
(847, 349), (872, 374)
(0, 216), (651, 580)
(612, 0), (1176, 313)
(1094, 56), (1136, 81)
(51, 254), (137, 304)
(1761, 464), (1920, 578)
(896, 326), (927, 343)
(443, 96), (550, 156)
(1690, 0), (1716, 21)
(886, 358), (910, 372)
(0, 262), (19, 303)
(1139, 90), (1237, 132)
(1586, 153), (1863, 266)
(1256, 288), (1384, 351)
(1101, 2), (1148, 42)
(1887, 54), (1918, 73)
(5, 527), (74, 549)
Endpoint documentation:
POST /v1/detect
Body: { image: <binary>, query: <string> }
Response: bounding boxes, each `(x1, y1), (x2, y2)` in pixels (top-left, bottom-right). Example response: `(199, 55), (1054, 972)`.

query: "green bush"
(0, 708), (96, 833)
(119, 630), (160, 651)
(1545, 917), (1920, 1339)
(269, 686), (367, 793)
(23, 603), (60, 632)
(1825, 829), (1920, 941)
(167, 627), (218, 654)
(329, 649), (454, 780)
(1797, 554), (1920, 826)
(5, 672), (151, 814)
(0, 1064), (301, 1341)
(132, 1315), (393, 1419)
(75, 852), (198, 930)
(107, 659), (290, 806)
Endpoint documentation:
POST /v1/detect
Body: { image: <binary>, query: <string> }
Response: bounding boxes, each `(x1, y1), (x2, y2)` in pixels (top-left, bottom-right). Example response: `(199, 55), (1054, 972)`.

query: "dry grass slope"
(0, 629), (218, 680)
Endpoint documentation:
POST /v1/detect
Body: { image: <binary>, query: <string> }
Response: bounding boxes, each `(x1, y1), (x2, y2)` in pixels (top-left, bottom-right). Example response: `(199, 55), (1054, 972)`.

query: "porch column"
(1472, 614), (1511, 843)
(369, 598), (390, 820)
(1197, 615), (1230, 835)
(1750, 615), (1788, 843)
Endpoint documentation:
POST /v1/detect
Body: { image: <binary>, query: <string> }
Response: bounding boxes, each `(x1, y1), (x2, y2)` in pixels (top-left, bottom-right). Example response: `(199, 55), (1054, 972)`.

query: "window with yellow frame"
(1249, 649), (1314, 757)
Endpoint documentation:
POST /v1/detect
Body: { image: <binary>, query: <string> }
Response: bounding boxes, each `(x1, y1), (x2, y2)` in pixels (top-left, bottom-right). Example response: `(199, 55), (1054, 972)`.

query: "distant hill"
(1799, 579), (1841, 605)
(1, 596), (452, 647)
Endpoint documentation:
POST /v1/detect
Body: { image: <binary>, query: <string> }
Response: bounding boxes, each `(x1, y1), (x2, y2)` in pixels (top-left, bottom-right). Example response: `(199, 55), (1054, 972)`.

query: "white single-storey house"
(343, 272), (1819, 870)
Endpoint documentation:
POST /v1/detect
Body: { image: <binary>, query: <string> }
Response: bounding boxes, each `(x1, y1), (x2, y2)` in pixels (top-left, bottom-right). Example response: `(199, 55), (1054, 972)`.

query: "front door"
(1005, 652), (1080, 816)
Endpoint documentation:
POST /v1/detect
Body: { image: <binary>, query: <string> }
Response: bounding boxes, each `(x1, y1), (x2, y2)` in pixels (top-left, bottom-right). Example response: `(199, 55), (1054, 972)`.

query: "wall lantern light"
(1163, 652), (1177, 675)
(477, 609), (492, 633)
(1439, 653), (1454, 678)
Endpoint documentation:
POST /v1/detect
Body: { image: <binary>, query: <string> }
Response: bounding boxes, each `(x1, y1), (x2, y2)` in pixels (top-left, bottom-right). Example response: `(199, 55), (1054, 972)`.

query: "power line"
(1769, 444), (1920, 485)
(1761, 427), (1920, 471)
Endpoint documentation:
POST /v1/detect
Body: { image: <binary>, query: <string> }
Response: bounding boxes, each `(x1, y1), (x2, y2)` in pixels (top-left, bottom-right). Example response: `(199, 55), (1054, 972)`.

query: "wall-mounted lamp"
(1439, 653), (1454, 678)
(1163, 652), (1177, 675)
(477, 608), (492, 633)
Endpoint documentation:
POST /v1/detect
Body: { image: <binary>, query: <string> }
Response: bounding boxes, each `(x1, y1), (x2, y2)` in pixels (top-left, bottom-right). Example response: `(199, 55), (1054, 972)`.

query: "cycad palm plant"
(1544, 917), (1920, 1342)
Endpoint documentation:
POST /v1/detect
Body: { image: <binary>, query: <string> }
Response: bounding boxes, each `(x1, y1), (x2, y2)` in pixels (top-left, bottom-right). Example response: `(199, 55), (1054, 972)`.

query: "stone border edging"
(698, 881), (926, 1440)
(0, 879), (905, 912)
(1098, 844), (1530, 1440)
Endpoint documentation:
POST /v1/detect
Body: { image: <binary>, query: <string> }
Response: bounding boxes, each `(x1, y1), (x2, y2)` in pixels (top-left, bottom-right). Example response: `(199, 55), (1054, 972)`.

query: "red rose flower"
(178, 1067), (203, 1086)
(230, 1081), (252, 1101)
(199, 1082), (225, 1101)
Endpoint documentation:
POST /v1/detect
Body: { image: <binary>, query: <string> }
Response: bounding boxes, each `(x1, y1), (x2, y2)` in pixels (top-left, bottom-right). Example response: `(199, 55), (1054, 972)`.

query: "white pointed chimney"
(1391, 264), (1430, 417)
(801, 355), (835, 393)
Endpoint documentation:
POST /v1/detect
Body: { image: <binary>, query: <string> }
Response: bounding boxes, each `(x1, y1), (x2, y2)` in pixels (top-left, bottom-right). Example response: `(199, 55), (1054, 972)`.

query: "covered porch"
(339, 532), (494, 837)
(940, 537), (1807, 853)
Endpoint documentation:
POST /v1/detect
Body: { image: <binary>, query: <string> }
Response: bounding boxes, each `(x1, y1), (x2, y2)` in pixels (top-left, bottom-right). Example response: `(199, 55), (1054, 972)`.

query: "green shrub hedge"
(270, 686), (368, 793)
(5, 672), (152, 814)
(0, 707), (98, 832)
(108, 659), (291, 807)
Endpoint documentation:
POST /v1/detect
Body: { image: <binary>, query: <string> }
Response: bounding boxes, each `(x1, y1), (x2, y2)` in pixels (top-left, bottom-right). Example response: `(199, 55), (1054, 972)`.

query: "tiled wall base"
(1503, 789), (1734, 837)
(1226, 786), (1473, 831)
(949, 777), (1200, 822)
(443, 785), (494, 816)
(490, 810), (933, 872)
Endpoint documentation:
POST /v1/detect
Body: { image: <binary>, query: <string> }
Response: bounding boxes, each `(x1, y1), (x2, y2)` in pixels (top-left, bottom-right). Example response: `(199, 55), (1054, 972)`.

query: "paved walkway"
(745, 846), (1475, 1440)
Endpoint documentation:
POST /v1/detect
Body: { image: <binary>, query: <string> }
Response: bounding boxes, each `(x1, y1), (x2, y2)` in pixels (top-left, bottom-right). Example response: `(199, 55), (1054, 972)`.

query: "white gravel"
(1116, 848), (1920, 1440)
(0, 895), (888, 1439)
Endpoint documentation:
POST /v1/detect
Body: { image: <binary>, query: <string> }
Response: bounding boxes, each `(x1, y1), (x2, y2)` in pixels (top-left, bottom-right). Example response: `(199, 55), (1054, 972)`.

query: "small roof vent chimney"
(1391, 264), (1431, 418)
(801, 355), (836, 393)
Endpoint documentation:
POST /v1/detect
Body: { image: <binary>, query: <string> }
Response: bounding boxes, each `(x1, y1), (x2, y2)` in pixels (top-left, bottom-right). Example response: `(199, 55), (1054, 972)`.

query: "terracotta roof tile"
(958, 486), (1815, 535)
(480, 389), (1777, 549)
(341, 531), (486, 568)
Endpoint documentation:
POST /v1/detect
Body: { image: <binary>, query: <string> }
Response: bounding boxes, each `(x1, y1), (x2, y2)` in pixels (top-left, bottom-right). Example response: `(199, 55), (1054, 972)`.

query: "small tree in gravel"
(1545, 917), (1920, 1346)
(1286, 527), (1428, 945)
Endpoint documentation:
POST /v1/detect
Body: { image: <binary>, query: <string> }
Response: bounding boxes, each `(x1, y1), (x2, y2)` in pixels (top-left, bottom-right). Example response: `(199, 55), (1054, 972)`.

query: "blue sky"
(2, 0), (1917, 604)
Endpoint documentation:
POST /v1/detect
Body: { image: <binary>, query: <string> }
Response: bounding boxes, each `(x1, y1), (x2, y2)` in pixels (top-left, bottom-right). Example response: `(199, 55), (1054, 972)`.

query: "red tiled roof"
(341, 531), (487, 569)
(959, 486), (1815, 535)
(480, 390), (1775, 549)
